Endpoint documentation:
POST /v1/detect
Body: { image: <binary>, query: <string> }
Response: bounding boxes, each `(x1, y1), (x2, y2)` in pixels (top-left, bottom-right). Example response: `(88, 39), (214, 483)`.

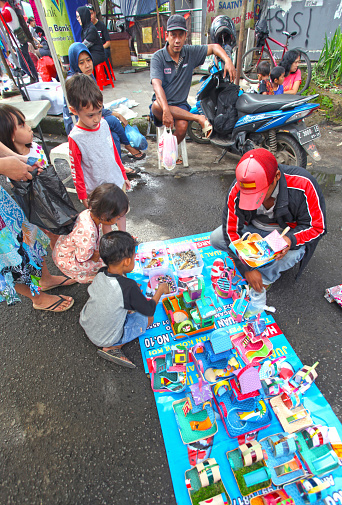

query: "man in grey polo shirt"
(150, 14), (236, 157)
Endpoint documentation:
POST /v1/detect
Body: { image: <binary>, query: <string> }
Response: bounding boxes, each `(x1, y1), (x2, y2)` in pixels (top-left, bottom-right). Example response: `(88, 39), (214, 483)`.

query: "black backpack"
(213, 82), (239, 135)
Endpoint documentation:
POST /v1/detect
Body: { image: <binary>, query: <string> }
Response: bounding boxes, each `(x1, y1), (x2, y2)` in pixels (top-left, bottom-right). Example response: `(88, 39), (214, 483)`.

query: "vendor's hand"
(0, 157), (34, 181)
(224, 58), (236, 82)
(245, 270), (264, 292)
(81, 198), (88, 208)
(162, 109), (174, 129)
(276, 235), (292, 261)
(125, 179), (131, 191)
(90, 250), (100, 262)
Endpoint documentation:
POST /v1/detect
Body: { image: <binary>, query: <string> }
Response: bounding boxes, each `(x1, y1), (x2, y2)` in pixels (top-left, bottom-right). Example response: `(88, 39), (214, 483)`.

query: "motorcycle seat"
(236, 94), (305, 114)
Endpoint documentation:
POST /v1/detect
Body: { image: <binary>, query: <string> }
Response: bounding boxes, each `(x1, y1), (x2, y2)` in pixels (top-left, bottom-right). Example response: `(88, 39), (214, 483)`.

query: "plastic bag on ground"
(158, 128), (178, 171)
(10, 165), (79, 235)
(125, 124), (148, 150)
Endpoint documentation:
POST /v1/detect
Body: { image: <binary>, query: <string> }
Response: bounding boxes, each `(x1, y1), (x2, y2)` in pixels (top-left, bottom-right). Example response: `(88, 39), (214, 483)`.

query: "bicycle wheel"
(297, 50), (312, 94)
(241, 46), (275, 84)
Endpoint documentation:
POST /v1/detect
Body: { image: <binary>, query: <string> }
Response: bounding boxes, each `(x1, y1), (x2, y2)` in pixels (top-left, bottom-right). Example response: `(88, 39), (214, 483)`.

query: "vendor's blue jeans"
(210, 225), (305, 285)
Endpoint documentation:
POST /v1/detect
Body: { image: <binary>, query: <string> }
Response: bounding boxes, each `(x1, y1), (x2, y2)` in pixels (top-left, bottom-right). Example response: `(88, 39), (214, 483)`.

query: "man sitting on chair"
(150, 14), (236, 164)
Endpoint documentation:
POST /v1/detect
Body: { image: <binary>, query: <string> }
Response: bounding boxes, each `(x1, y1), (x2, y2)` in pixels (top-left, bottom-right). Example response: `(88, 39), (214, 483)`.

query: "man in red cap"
(210, 148), (326, 296)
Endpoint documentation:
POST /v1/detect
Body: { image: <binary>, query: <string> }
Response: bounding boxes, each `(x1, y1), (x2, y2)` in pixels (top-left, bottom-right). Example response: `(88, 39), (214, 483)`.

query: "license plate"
(297, 124), (320, 145)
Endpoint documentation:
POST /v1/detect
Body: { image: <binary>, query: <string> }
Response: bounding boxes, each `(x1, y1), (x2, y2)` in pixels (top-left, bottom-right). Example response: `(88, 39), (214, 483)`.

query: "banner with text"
(206, 0), (262, 33)
(40, 0), (74, 56)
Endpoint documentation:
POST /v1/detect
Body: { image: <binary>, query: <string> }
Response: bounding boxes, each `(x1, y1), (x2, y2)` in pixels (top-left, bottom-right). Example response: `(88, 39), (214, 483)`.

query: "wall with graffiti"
(267, 0), (342, 59)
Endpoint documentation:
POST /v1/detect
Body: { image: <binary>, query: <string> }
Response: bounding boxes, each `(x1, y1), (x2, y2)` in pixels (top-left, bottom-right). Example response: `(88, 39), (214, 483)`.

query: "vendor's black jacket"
(222, 164), (327, 278)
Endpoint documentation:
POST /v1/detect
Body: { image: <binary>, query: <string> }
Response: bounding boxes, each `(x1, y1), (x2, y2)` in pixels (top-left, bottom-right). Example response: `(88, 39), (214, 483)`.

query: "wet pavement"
(0, 123), (342, 504)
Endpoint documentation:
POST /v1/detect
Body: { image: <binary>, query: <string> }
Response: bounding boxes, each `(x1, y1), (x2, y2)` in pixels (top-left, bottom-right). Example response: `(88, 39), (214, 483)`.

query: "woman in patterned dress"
(0, 155), (74, 312)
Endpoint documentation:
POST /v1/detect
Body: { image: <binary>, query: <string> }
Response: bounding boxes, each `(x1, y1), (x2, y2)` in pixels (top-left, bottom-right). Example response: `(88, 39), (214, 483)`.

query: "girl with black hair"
(52, 183), (129, 284)
(280, 50), (302, 94)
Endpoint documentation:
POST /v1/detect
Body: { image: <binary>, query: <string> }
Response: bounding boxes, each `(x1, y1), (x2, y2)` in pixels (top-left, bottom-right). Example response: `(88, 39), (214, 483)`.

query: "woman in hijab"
(63, 43), (145, 174)
(76, 6), (105, 67)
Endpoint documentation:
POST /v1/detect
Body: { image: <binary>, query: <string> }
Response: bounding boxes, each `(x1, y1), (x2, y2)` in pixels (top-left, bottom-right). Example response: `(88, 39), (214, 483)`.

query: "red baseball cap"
(236, 149), (278, 210)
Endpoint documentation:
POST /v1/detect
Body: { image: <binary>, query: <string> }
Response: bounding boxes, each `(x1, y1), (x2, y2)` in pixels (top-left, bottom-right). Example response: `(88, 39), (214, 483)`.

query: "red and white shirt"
(68, 118), (127, 200)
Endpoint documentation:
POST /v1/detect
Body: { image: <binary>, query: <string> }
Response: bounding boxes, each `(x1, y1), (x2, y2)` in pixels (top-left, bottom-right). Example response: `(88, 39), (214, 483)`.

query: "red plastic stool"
(107, 58), (116, 81)
(94, 61), (114, 91)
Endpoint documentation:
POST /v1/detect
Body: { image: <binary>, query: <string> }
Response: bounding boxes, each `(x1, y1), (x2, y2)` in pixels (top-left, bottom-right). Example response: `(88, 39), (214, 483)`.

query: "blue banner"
(131, 232), (342, 505)
(64, 0), (83, 42)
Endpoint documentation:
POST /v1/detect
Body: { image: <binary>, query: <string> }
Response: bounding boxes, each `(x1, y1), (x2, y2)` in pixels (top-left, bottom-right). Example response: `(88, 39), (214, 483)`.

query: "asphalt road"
(1, 128), (342, 505)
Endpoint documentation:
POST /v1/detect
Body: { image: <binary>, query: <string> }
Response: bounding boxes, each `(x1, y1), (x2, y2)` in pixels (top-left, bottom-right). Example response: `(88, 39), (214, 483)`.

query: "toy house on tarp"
(227, 440), (272, 496)
(149, 347), (188, 393)
(231, 318), (273, 366)
(184, 458), (231, 505)
(212, 364), (272, 438)
(173, 359), (218, 444)
(192, 329), (242, 384)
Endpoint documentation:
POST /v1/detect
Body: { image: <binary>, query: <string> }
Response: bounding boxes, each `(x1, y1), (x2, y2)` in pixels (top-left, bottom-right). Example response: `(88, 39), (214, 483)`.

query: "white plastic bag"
(158, 128), (178, 171)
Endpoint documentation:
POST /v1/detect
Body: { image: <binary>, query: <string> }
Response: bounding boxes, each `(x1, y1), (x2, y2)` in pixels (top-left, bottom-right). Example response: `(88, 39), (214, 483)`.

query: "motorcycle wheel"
(241, 47), (275, 84)
(271, 133), (307, 168)
(187, 120), (211, 144)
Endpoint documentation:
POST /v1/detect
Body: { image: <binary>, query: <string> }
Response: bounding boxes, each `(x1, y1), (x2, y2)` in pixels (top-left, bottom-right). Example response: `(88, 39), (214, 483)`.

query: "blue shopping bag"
(125, 124), (148, 150)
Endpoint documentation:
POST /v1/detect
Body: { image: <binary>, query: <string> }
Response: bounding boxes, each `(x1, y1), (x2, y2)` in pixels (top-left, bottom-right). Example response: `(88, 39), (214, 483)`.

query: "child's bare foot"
(40, 275), (76, 292)
(32, 294), (74, 312)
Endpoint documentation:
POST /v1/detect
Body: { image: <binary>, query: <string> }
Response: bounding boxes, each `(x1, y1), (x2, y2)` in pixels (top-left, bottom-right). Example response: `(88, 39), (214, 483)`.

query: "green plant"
(316, 27), (342, 84)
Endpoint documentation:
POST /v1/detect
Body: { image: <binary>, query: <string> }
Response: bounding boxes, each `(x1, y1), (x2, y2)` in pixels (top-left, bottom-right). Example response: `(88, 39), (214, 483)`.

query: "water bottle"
(245, 287), (275, 319)
(244, 288), (267, 319)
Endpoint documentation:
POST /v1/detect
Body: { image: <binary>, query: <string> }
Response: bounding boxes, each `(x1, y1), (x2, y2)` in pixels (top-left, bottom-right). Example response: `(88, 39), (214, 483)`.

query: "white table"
(10, 100), (51, 162)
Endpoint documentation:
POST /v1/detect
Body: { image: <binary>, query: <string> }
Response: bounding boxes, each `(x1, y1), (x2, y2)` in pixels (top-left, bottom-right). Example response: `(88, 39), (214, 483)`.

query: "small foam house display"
(295, 425), (340, 477)
(270, 363), (319, 434)
(149, 346), (188, 393)
(227, 440), (272, 496)
(212, 364), (272, 438)
(163, 278), (216, 338)
(231, 318), (273, 366)
(184, 458), (231, 505)
(173, 359), (218, 444)
(192, 329), (242, 384)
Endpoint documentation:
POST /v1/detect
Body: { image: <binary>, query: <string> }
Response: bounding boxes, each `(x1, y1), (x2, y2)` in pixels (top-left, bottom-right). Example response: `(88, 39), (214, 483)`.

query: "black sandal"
(125, 167), (141, 179)
(97, 348), (136, 368)
(127, 151), (146, 161)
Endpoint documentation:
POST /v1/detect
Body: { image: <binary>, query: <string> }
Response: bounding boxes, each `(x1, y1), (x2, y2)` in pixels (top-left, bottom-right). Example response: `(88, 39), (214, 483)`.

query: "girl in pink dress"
(280, 50), (302, 94)
(53, 184), (129, 283)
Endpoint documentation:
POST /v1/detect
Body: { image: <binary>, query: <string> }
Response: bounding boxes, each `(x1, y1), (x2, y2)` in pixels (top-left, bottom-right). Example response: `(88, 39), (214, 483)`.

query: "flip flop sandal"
(127, 152), (146, 161)
(202, 120), (213, 138)
(40, 277), (77, 292)
(176, 158), (183, 165)
(97, 348), (136, 368)
(125, 167), (141, 179)
(33, 295), (74, 312)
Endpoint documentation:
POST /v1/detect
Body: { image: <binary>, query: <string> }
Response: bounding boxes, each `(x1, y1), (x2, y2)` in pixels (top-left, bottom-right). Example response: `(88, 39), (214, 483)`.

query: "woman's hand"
(0, 156), (35, 181)
(125, 179), (131, 191)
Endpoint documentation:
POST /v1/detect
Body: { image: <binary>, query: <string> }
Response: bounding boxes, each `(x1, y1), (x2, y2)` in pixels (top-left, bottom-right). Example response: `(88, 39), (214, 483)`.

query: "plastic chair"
(106, 58), (116, 81)
(94, 61), (114, 91)
(50, 142), (76, 194)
